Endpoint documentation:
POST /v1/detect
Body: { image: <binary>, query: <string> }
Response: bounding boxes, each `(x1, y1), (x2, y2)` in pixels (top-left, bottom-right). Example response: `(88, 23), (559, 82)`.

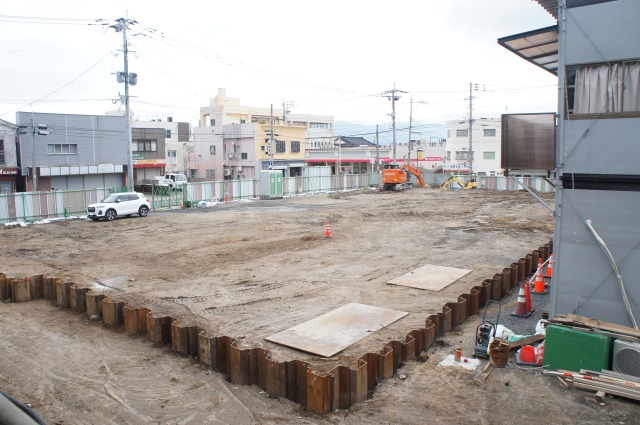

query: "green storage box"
(544, 324), (611, 372)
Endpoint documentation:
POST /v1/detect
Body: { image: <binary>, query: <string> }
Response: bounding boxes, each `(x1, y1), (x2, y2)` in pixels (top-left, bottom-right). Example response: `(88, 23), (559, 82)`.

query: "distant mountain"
(333, 120), (446, 145)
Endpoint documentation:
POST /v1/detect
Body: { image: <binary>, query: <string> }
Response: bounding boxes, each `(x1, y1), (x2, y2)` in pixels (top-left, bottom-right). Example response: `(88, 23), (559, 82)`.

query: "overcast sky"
(0, 0), (557, 137)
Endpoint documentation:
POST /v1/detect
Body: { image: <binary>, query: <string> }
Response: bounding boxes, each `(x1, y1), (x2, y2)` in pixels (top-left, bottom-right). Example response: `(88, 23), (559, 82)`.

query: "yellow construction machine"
(381, 162), (426, 191)
(440, 175), (477, 190)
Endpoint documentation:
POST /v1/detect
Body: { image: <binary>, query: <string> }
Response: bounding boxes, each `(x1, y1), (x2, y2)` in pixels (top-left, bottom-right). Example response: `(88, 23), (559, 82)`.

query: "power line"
(0, 51), (113, 118)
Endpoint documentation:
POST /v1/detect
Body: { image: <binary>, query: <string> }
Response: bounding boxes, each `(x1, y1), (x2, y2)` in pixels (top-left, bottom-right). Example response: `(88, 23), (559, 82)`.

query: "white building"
(445, 117), (502, 176)
(395, 138), (447, 171)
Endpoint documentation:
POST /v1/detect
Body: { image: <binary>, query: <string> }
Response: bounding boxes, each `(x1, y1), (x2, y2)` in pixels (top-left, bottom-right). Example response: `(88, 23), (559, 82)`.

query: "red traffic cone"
(532, 261), (548, 295)
(545, 254), (554, 279)
(511, 283), (532, 318)
(225, 193), (229, 203)
(324, 221), (332, 238)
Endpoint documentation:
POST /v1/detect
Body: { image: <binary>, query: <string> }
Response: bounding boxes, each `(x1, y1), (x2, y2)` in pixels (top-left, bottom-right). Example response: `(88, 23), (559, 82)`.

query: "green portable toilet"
(260, 170), (283, 199)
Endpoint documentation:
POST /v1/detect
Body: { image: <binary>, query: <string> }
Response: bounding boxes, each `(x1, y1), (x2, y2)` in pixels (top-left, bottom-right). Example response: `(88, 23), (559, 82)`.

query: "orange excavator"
(381, 162), (426, 191)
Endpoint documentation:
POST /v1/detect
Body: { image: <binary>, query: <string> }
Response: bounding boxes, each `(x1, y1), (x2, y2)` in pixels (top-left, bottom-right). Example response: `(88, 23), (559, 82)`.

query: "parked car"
(86, 192), (150, 221)
(153, 173), (187, 190)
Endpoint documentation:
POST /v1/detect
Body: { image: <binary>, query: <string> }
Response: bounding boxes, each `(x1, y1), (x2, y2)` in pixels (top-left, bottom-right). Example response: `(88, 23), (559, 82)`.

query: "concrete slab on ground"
(387, 264), (472, 291)
(266, 302), (408, 357)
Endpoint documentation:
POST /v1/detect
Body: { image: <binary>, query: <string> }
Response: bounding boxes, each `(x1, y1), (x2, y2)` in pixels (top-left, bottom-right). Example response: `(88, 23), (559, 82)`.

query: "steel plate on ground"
(387, 264), (472, 291)
(266, 303), (408, 358)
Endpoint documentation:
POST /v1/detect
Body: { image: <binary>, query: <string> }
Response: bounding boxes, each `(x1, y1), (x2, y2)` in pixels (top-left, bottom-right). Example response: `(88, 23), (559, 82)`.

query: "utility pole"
(31, 113), (37, 191)
(468, 82), (474, 175)
(382, 85), (406, 165)
(25, 111), (49, 192)
(407, 96), (413, 165)
(375, 124), (379, 173)
(270, 104), (274, 170)
(111, 17), (138, 192)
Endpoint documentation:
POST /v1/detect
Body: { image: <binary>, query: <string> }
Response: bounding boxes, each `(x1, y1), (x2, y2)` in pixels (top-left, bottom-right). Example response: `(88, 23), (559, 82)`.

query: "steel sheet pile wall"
(0, 240), (551, 414)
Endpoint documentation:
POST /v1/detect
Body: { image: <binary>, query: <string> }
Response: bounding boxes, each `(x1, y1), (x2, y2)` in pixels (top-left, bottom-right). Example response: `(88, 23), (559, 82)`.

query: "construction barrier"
(0, 240), (552, 415)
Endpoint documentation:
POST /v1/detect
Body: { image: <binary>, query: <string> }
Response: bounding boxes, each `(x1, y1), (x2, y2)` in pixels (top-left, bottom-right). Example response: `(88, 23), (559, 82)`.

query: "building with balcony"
(192, 88), (332, 179)
(500, 0), (640, 327)
(107, 111), (192, 178)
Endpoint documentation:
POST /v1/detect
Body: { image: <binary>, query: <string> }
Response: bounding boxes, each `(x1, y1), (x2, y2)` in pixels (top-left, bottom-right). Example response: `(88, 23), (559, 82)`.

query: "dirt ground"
(1, 188), (638, 424)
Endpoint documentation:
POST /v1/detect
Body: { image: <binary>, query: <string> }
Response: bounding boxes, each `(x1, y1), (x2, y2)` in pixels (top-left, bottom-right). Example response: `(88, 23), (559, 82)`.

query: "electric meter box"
(544, 324), (611, 372)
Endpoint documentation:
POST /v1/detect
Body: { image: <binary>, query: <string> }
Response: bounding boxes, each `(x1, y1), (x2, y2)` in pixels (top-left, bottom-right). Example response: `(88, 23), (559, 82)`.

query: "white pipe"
(585, 219), (638, 329)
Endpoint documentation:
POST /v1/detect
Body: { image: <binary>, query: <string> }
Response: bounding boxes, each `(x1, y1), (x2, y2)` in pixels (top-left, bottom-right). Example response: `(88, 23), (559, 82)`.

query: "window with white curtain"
(569, 60), (640, 115)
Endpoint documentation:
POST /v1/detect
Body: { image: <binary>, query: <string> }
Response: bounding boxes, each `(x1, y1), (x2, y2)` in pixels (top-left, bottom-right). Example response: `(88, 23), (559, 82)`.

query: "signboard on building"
(0, 168), (18, 175)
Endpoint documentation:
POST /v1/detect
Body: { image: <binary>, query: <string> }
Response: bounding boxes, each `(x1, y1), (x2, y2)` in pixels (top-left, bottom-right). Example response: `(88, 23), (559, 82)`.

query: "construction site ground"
(1, 188), (638, 424)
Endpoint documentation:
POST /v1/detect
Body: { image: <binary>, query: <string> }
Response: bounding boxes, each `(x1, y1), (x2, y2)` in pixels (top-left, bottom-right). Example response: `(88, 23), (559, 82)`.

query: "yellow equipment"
(440, 175), (477, 190)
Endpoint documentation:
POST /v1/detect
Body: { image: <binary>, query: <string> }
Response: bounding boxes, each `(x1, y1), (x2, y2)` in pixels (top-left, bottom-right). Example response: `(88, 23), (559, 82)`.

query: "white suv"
(87, 192), (150, 221)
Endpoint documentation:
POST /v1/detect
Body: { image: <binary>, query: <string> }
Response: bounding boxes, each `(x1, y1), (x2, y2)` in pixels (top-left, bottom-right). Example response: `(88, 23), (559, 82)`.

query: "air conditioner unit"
(224, 169), (232, 176)
(612, 339), (640, 377)
(237, 166), (243, 172)
(228, 154), (235, 160)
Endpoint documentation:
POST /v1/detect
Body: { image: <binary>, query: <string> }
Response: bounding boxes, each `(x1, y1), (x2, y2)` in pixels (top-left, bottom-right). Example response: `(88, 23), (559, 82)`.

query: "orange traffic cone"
(524, 274), (533, 313)
(545, 254), (554, 279)
(532, 260), (548, 294)
(511, 283), (532, 318)
(225, 193), (229, 203)
(324, 221), (332, 238)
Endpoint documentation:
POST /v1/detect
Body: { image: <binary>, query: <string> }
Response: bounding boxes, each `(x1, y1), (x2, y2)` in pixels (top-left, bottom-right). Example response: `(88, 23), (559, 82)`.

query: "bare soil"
(1, 188), (638, 424)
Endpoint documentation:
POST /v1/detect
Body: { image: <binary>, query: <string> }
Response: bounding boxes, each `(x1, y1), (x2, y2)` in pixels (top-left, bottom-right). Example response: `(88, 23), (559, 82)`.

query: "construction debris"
(547, 370), (640, 402)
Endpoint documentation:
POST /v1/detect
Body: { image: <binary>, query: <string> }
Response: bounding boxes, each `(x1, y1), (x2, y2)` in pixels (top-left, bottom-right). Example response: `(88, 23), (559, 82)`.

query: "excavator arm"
(402, 163), (426, 188)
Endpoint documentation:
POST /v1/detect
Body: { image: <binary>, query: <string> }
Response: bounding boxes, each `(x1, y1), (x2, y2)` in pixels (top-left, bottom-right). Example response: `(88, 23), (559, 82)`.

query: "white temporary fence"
(479, 176), (555, 193)
(0, 174), (382, 223)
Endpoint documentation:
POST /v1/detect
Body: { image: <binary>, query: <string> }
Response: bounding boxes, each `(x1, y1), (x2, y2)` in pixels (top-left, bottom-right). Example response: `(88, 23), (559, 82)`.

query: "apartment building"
(501, 0), (640, 327)
(192, 88), (332, 179)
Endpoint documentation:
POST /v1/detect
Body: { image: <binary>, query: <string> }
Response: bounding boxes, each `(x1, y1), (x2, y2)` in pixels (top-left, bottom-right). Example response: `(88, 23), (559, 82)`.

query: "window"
(276, 140), (286, 153)
(47, 144), (78, 154)
(261, 146), (265, 151)
(568, 60), (640, 114)
(234, 145), (240, 153)
(0, 139), (4, 165)
(165, 129), (171, 138)
(210, 118), (216, 126)
(206, 169), (215, 180)
(291, 141), (301, 153)
(210, 145), (216, 155)
(240, 119), (246, 124)
(447, 130), (451, 138)
(190, 169), (198, 179)
(483, 129), (496, 137)
(455, 151), (470, 160)
(483, 151), (496, 160)
(446, 151), (451, 161)
(241, 152), (248, 160)
(134, 140), (157, 152)
(456, 129), (468, 137)
(168, 150), (176, 158)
